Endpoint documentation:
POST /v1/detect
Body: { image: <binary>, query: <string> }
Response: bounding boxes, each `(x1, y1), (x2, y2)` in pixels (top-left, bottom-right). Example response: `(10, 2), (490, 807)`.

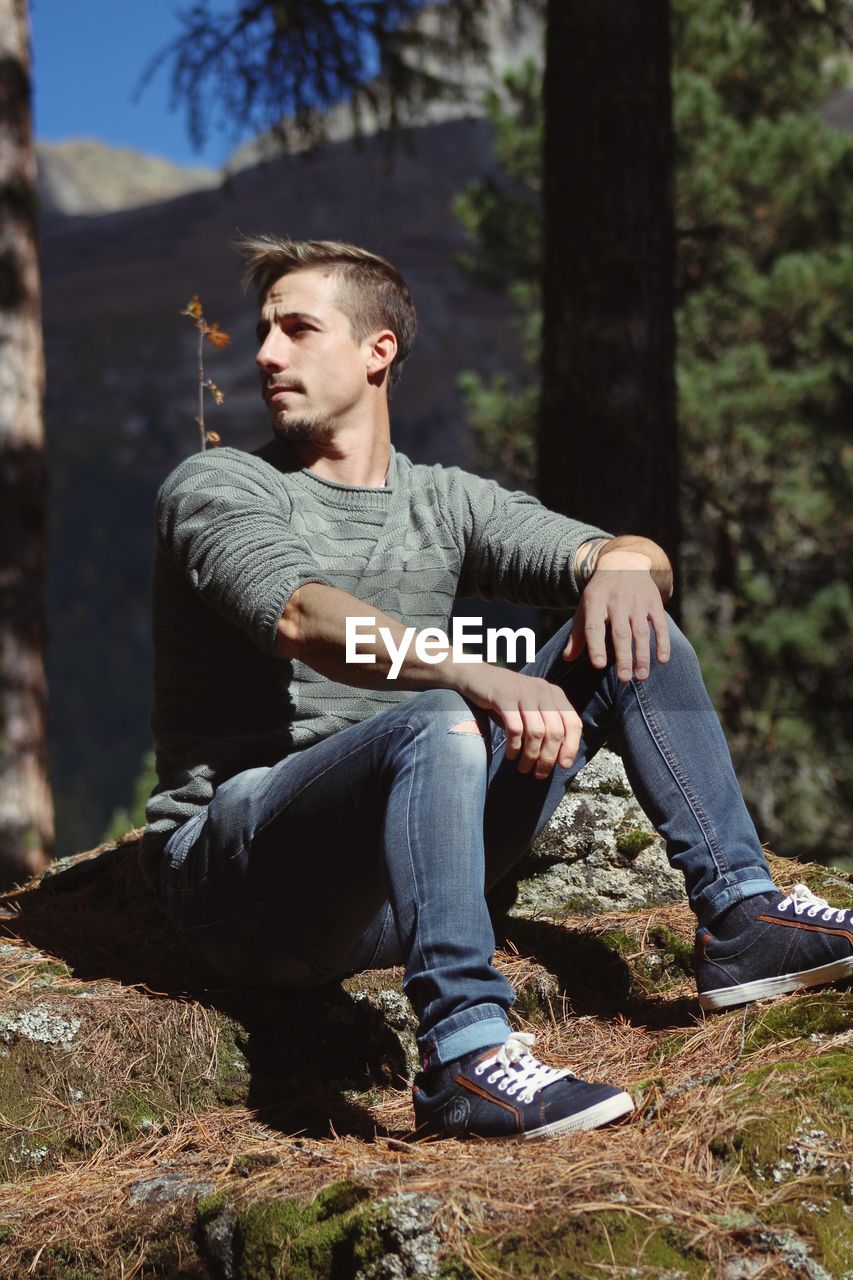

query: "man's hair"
(236, 234), (418, 392)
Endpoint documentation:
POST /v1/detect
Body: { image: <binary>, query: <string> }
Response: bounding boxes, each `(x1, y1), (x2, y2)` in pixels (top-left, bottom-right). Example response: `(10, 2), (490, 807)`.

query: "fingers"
(502, 681), (582, 779)
(581, 574), (672, 682)
(651, 604), (671, 664)
(582, 603), (609, 670)
(609, 609), (635, 682)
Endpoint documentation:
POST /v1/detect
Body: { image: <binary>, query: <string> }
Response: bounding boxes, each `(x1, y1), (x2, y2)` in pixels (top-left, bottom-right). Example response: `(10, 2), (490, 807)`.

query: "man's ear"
(366, 329), (397, 379)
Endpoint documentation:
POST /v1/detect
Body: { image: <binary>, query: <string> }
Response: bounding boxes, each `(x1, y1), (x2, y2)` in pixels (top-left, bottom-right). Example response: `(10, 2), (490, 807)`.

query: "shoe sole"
(698, 956), (853, 1012)
(522, 1090), (635, 1140)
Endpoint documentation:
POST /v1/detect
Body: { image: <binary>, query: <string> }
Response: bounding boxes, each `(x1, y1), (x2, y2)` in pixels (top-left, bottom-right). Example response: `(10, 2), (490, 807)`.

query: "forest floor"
(0, 839), (850, 1279)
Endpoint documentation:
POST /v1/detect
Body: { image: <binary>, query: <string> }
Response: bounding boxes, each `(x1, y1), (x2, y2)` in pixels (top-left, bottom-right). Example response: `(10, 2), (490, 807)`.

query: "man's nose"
(256, 331), (288, 371)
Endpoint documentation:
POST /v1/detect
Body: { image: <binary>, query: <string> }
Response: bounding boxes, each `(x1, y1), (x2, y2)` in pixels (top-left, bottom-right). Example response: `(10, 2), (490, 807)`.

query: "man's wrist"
(574, 537), (612, 588)
(595, 548), (652, 570)
(594, 536), (674, 601)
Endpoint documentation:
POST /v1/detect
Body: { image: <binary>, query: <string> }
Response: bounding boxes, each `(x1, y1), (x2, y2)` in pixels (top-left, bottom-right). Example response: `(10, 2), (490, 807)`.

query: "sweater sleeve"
(156, 448), (335, 656)
(440, 466), (614, 607)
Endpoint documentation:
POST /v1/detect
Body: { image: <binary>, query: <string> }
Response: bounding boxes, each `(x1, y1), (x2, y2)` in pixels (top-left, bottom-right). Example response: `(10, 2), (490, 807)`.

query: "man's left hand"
(563, 546), (671, 682)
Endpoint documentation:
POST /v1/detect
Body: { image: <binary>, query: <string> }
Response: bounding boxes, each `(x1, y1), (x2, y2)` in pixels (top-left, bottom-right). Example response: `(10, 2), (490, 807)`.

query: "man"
(143, 237), (852, 1142)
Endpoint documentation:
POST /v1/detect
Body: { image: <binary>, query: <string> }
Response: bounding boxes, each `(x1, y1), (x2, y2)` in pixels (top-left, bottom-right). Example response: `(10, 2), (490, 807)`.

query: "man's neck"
(285, 426), (392, 489)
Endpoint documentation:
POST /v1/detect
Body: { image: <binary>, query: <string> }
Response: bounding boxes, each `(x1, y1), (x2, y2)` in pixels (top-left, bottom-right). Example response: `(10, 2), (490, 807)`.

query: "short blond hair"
(236, 234), (417, 391)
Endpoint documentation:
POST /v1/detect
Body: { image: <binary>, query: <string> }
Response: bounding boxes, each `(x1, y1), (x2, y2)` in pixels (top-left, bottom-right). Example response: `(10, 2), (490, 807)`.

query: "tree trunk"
(0, 0), (52, 887)
(539, 0), (680, 589)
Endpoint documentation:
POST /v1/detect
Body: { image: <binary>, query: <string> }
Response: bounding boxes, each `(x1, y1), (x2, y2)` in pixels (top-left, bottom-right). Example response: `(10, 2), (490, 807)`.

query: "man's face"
(255, 268), (372, 443)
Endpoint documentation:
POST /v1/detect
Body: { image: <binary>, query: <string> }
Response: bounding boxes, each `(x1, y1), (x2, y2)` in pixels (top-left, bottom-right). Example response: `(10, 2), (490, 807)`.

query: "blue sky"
(30, 0), (242, 168)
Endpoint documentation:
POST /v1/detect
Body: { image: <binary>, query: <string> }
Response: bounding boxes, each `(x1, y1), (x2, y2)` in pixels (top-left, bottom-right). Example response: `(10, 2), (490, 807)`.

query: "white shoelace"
(473, 1032), (573, 1105)
(777, 883), (849, 924)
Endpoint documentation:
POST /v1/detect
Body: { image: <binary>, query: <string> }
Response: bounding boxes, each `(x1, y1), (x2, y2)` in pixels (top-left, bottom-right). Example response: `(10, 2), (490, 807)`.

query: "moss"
(113, 1086), (168, 1138)
(0, 996), (250, 1181)
(0, 1222), (13, 1244)
(448, 1211), (710, 1278)
(632, 1074), (668, 1111)
(596, 923), (694, 1001)
(595, 780), (631, 798)
(197, 1190), (227, 1224)
(615, 829), (655, 857)
(650, 1030), (688, 1065)
(711, 1051), (853, 1200)
(311, 1180), (372, 1219)
(744, 992), (851, 1050)
(286, 1207), (369, 1280)
(647, 924), (694, 976)
(209, 1017), (250, 1106)
(234, 1199), (304, 1278)
(33, 962), (73, 981)
(30, 1243), (99, 1279)
(31, 1224), (205, 1279)
(231, 1181), (374, 1280)
(770, 1193), (853, 1277)
(597, 929), (636, 959)
(0, 1037), (80, 1177)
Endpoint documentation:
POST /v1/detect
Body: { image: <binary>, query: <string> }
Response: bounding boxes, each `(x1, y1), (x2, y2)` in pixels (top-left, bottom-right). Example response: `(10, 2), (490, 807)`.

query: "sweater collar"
(264, 439), (399, 509)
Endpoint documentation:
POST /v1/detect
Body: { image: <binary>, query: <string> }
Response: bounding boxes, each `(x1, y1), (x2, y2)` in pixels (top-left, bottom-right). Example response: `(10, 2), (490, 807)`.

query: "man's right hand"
(453, 664), (583, 779)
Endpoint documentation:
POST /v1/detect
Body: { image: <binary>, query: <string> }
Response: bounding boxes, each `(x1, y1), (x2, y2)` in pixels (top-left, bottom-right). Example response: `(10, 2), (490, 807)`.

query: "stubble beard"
(270, 411), (337, 446)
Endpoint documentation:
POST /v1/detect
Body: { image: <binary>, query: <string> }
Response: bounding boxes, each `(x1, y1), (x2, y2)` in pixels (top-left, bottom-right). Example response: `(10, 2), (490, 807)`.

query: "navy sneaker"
(412, 1031), (634, 1141)
(696, 884), (853, 1012)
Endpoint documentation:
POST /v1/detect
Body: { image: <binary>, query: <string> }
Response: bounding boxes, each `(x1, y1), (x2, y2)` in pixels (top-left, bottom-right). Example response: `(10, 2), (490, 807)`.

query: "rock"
(196, 1183), (445, 1280)
(355, 1193), (443, 1280)
(128, 1172), (215, 1208)
(0, 1002), (81, 1046)
(512, 748), (684, 918)
(198, 1192), (238, 1280)
(348, 986), (420, 1080)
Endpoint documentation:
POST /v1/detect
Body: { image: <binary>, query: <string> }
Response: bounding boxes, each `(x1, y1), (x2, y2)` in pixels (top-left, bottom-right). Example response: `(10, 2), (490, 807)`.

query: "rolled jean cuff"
(696, 870), (779, 928)
(419, 1004), (511, 1070)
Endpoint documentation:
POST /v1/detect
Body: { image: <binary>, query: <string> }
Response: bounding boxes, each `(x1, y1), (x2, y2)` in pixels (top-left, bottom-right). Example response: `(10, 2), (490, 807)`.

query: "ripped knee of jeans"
(448, 718), (486, 738)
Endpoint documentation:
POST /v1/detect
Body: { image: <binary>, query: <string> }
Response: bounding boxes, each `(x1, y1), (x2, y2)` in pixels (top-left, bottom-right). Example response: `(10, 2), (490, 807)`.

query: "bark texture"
(0, 0), (52, 886)
(539, 1), (680, 582)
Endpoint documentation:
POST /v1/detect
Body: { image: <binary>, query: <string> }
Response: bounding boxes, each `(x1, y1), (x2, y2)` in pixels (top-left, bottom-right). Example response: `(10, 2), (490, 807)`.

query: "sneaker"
(412, 1031), (635, 1140)
(696, 883), (853, 1012)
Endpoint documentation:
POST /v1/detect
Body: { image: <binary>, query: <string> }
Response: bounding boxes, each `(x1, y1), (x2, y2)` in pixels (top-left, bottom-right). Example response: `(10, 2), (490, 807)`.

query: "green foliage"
(100, 750), (157, 844)
(452, 61), (542, 490)
(615, 829), (655, 858)
(674, 0), (853, 864)
(455, 1), (853, 863)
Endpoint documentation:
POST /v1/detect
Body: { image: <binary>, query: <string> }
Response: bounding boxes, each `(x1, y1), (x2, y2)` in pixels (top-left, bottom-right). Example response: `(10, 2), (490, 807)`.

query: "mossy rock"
(26, 1214), (208, 1279)
(201, 1181), (444, 1280)
(766, 1196), (853, 1279)
(743, 991), (851, 1051)
(203, 1180), (375, 1280)
(595, 780), (631, 799)
(445, 1210), (710, 1278)
(710, 1050), (852, 1206)
(595, 922), (693, 1001)
(646, 924), (694, 976)
(0, 1000), (249, 1179)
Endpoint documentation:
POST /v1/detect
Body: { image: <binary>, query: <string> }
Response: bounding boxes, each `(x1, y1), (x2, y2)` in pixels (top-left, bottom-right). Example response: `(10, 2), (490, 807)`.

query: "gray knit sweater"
(141, 438), (611, 887)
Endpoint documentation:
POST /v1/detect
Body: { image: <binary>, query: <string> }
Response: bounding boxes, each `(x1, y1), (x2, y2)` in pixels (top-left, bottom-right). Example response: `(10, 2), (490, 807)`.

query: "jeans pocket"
(161, 812), (208, 889)
(180, 900), (334, 991)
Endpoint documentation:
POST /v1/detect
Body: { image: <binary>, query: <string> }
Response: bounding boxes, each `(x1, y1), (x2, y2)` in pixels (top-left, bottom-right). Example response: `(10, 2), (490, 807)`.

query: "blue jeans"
(157, 617), (775, 1068)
